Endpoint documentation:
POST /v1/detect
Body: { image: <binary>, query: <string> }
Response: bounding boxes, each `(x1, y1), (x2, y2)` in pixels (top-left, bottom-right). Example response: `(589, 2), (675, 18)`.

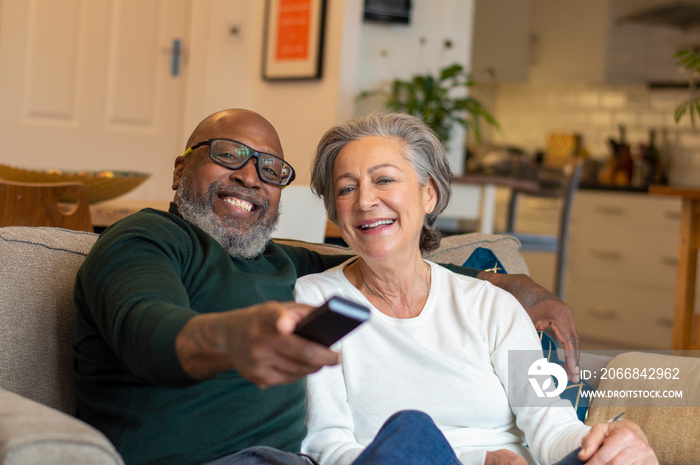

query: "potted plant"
(357, 63), (500, 146)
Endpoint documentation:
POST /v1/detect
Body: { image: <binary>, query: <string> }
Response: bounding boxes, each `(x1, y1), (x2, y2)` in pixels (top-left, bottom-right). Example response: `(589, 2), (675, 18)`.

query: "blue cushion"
(540, 332), (593, 423)
(462, 247), (507, 274)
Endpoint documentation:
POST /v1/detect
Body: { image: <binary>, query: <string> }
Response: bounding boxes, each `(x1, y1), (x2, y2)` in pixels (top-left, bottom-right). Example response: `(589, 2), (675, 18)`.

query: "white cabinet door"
(0, 0), (189, 201)
(471, 0), (531, 82)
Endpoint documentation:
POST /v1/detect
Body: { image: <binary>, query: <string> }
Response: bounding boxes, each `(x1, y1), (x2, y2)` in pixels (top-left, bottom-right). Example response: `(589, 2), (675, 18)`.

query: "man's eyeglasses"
(183, 138), (296, 187)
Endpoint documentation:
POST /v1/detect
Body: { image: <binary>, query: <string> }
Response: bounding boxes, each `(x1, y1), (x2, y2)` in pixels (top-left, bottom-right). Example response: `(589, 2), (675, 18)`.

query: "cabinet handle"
(590, 249), (622, 260)
(660, 256), (678, 267)
(595, 206), (625, 216)
(588, 306), (618, 319)
(664, 211), (681, 221)
(656, 316), (674, 328)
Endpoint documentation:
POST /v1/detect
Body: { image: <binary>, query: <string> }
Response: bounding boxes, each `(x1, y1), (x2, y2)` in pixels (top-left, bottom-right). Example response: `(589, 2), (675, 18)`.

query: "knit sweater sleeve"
(470, 282), (590, 464)
(294, 280), (365, 465)
(74, 210), (200, 386)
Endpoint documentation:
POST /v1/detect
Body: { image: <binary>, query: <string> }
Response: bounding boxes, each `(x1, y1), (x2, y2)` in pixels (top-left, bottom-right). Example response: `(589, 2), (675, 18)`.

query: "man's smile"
(222, 195), (255, 212)
(214, 186), (266, 218)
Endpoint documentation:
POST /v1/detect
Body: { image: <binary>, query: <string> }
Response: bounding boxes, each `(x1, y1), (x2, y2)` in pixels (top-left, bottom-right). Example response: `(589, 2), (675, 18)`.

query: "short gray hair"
(310, 112), (453, 253)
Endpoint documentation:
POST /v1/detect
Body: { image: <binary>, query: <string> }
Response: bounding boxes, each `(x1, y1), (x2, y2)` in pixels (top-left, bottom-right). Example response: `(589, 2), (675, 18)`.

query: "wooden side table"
(648, 185), (700, 350)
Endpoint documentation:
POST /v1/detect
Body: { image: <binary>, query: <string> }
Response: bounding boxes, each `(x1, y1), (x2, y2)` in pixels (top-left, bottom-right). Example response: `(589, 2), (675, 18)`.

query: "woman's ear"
(425, 178), (438, 214)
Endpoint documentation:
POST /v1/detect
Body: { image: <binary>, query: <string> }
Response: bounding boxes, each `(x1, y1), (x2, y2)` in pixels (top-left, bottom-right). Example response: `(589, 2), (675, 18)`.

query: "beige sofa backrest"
(0, 227), (98, 414)
(0, 226), (526, 416)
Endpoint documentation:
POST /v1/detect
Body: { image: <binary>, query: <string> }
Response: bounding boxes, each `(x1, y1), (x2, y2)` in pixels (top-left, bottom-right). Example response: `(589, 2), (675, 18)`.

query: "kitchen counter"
(579, 181), (650, 193)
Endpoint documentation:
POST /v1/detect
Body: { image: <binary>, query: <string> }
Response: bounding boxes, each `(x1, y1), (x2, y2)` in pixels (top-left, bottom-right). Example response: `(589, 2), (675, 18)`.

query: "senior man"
(73, 108), (580, 465)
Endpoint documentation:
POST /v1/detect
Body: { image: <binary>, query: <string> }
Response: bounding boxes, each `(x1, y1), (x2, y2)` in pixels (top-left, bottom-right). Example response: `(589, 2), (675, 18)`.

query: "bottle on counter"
(616, 125), (633, 185)
(646, 129), (667, 186)
(600, 125), (633, 186)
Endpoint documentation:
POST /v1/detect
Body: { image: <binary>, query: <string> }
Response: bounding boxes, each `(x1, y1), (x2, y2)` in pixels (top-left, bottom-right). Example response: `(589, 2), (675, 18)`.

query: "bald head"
(185, 109), (284, 158)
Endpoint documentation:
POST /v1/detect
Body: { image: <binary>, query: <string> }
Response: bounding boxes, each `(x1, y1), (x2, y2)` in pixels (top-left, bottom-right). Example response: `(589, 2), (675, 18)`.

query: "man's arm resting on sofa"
(477, 270), (581, 383)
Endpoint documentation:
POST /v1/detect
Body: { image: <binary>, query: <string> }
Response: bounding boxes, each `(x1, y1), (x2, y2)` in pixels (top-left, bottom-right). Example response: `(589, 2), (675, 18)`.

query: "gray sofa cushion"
(0, 389), (123, 465)
(0, 227), (98, 414)
(276, 232), (529, 275)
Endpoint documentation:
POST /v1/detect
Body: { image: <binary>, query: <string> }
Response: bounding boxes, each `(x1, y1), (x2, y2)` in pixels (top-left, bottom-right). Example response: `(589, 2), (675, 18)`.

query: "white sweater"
(294, 260), (590, 465)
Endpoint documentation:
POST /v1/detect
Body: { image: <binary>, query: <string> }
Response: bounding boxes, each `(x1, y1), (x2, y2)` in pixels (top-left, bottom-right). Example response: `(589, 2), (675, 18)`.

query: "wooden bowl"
(0, 164), (150, 204)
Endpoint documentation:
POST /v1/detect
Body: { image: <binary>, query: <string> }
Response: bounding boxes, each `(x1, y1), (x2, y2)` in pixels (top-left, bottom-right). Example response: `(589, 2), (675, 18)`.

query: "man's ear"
(172, 156), (187, 191)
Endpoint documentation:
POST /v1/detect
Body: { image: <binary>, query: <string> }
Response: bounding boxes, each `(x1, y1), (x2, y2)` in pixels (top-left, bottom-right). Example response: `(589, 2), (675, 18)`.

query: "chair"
(273, 185), (328, 243)
(501, 158), (584, 299)
(0, 179), (93, 231)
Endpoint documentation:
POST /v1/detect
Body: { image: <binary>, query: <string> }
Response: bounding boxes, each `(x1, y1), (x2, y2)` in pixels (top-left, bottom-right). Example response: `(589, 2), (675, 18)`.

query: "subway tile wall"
(472, 82), (700, 187)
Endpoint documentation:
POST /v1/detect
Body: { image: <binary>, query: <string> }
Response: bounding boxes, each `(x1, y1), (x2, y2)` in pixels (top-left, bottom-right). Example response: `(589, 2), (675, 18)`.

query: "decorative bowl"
(0, 164), (150, 204)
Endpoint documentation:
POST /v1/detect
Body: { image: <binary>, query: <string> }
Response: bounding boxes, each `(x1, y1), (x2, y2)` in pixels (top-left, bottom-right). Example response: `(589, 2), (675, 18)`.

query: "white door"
(0, 0), (189, 201)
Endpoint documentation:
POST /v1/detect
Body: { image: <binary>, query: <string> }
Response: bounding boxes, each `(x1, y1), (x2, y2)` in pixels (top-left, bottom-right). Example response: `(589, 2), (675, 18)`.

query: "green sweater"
(73, 203), (480, 465)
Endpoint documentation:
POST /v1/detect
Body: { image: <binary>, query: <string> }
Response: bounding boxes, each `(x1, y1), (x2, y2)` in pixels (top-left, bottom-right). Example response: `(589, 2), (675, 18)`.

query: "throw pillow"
(540, 332), (594, 423)
(462, 247), (507, 274)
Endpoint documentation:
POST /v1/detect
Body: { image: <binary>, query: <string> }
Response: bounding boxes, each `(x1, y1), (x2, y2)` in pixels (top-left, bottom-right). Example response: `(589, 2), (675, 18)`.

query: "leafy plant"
(357, 63), (500, 145)
(673, 48), (700, 126)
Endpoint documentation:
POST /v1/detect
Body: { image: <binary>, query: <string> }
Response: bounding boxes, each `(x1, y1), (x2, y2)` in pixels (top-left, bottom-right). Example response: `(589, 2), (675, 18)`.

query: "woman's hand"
(477, 271), (581, 382)
(578, 420), (658, 464)
(484, 449), (528, 465)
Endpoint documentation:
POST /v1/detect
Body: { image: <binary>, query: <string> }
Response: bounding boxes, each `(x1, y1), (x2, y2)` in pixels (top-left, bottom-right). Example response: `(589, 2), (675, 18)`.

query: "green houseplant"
(673, 48), (700, 125)
(357, 63), (499, 146)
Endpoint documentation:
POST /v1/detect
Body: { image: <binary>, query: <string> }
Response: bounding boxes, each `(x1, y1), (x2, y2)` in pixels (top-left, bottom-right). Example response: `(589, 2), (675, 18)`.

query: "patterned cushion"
(540, 332), (594, 423)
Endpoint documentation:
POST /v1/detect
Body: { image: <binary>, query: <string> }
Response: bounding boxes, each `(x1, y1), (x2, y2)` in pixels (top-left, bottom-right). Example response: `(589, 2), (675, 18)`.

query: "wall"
(473, 81), (700, 187)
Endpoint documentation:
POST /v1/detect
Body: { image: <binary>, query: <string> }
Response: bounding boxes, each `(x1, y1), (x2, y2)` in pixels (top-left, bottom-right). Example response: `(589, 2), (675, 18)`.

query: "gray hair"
(310, 112), (453, 253)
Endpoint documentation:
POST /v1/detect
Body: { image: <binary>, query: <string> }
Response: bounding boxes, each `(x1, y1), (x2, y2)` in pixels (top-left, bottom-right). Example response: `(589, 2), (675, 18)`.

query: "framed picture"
(262, 0), (327, 81)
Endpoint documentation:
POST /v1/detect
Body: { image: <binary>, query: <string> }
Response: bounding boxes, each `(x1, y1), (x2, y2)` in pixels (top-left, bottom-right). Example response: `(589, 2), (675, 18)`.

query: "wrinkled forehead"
(188, 111), (284, 158)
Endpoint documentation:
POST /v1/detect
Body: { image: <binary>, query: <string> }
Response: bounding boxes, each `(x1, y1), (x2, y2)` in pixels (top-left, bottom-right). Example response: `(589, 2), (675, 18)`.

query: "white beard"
(175, 172), (279, 259)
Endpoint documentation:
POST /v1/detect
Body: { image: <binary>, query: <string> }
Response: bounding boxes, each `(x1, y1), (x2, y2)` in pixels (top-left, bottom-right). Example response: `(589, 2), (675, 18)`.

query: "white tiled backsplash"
(473, 81), (700, 187)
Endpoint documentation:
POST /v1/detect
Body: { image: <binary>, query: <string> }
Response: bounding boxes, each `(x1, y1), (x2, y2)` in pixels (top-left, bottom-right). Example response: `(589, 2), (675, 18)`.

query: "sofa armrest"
(584, 352), (700, 465)
(0, 389), (123, 465)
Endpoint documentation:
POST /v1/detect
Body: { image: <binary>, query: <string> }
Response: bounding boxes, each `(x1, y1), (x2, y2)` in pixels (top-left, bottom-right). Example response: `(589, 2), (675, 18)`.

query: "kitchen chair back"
(0, 179), (93, 232)
(501, 158), (584, 299)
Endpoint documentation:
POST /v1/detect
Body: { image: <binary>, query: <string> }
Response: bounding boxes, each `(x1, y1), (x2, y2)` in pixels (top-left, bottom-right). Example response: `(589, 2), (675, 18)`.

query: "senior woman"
(293, 113), (656, 465)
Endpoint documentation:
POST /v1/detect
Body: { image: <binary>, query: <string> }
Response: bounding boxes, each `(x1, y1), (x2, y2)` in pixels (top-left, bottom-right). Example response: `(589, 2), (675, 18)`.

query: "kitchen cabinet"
(531, 0), (691, 84)
(565, 190), (700, 349)
(496, 188), (699, 349)
(473, 0), (695, 85)
(470, 0), (531, 82)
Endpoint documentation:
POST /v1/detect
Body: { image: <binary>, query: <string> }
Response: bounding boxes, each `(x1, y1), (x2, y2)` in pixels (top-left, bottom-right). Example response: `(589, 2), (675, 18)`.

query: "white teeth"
(360, 219), (394, 230)
(224, 197), (253, 212)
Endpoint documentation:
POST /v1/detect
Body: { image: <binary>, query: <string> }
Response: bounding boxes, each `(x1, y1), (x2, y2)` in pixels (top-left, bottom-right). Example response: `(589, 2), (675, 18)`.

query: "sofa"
(0, 226), (698, 465)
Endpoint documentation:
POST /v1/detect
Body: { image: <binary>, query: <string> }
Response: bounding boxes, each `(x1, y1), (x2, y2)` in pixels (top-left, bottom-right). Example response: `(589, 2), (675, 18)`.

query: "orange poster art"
(275, 0), (311, 61)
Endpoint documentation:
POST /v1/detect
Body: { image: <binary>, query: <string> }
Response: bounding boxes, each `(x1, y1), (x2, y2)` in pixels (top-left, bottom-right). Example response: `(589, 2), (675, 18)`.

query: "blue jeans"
(553, 447), (586, 465)
(202, 410), (461, 465)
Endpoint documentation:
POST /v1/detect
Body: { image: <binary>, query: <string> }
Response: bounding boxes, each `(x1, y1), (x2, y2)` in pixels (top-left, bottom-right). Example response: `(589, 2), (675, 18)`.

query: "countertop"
(579, 181), (650, 193)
